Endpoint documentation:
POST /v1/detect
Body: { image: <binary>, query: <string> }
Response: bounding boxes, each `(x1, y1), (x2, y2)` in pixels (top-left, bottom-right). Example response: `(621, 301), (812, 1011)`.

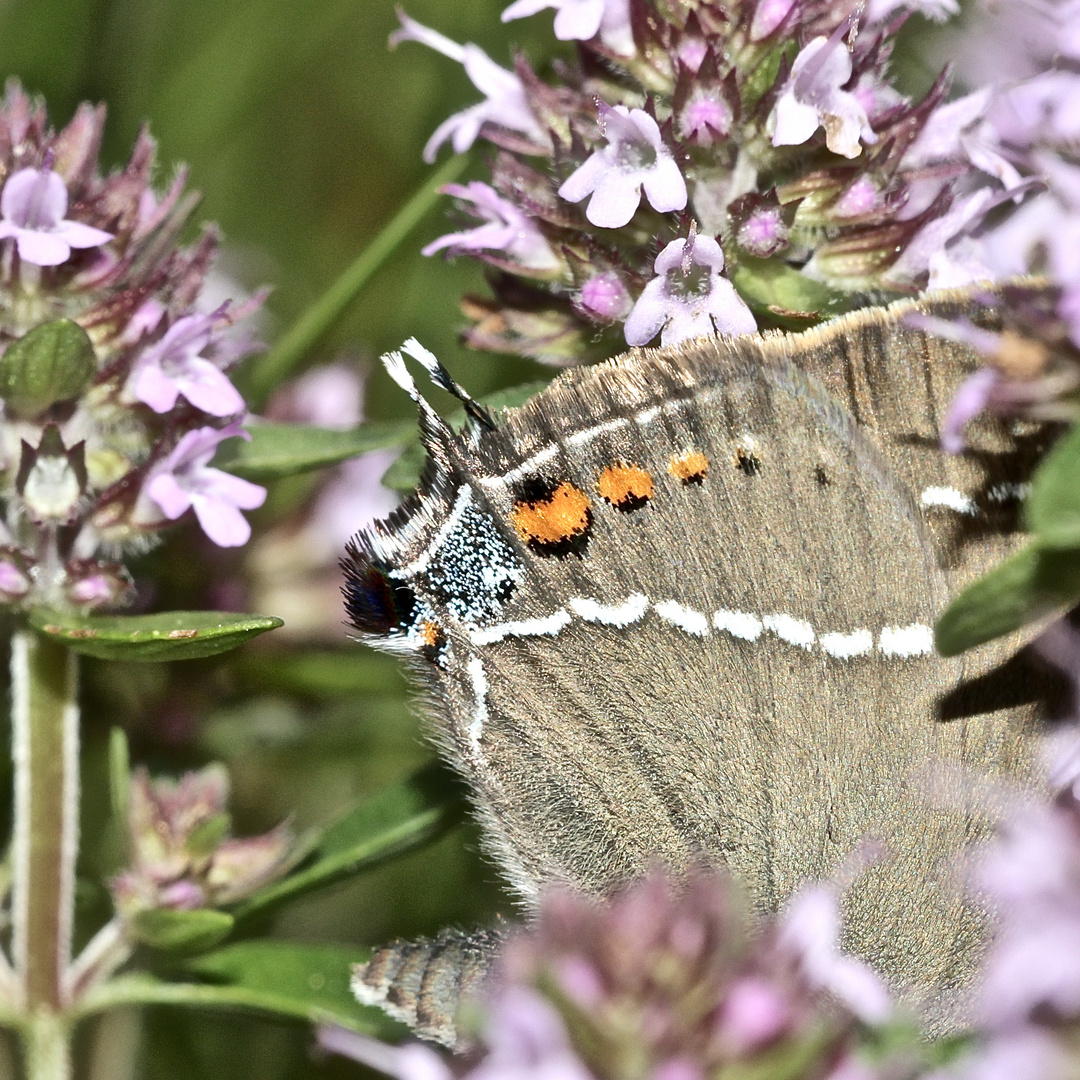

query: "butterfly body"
(345, 291), (1047, 1043)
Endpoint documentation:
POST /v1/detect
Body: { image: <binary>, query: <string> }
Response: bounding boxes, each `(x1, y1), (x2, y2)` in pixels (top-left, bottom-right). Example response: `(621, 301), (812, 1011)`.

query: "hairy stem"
(10, 630), (79, 1079)
(20, 1014), (70, 1080)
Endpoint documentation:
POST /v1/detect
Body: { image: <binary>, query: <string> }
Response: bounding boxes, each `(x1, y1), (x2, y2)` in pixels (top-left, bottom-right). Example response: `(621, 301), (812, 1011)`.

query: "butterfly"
(343, 287), (1054, 1047)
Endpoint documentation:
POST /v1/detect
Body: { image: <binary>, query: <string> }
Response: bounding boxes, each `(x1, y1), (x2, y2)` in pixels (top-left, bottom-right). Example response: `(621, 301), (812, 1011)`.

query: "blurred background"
(0, 0), (951, 1076)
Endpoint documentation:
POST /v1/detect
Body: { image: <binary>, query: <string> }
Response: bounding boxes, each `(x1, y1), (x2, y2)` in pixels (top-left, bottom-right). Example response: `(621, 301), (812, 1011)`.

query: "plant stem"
(21, 1014), (70, 1080)
(10, 631), (79, 1079)
(244, 152), (468, 407)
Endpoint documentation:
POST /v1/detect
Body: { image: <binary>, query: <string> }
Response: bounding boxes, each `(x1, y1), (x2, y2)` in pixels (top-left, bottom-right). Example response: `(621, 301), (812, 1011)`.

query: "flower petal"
(623, 279), (670, 345)
(707, 278), (757, 335)
(131, 363), (182, 413)
(553, 1), (604, 41)
(585, 170), (641, 228)
(1, 168), (66, 228)
(197, 467), (267, 511)
(662, 305), (715, 345)
(190, 493), (252, 547)
(772, 95), (823, 147)
(941, 367), (1003, 453)
(502, 0), (555, 20)
(55, 220), (113, 250)
(557, 152), (606, 205)
(15, 230), (71, 267)
(175, 359), (247, 417)
(146, 473), (192, 520)
(641, 155), (688, 214)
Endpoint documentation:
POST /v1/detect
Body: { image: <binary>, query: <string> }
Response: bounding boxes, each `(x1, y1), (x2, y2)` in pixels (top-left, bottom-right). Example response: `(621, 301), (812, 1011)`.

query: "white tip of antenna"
(400, 337), (443, 376)
(381, 349), (419, 399)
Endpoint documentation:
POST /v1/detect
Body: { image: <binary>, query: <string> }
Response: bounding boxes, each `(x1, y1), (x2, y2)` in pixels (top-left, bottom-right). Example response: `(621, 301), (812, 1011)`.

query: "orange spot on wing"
(511, 482), (592, 547)
(419, 620), (443, 648)
(667, 450), (709, 484)
(596, 463), (654, 511)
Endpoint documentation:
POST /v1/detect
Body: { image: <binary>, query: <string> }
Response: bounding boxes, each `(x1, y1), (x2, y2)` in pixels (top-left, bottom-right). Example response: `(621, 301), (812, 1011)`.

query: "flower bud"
(579, 273), (632, 321)
(0, 546), (32, 602)
(111, 763), (293, 920)
(63, 558), (134, 610)
(16, 424), (87, 525)
(0, 318), (96, 419)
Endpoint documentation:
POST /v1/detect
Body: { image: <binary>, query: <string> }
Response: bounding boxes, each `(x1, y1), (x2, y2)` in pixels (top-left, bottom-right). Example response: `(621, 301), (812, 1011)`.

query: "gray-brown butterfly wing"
(777, 291), (1041, 602)
(345, 295), (1044, 1043)
(353, 926), (507, 1050)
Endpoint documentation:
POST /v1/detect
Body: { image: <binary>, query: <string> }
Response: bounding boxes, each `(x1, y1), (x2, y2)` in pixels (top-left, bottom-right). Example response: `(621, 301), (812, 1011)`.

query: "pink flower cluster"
(322, 868), (893, 1080)
(0, 86), (269, 615)
(392, 0), (1022, 365)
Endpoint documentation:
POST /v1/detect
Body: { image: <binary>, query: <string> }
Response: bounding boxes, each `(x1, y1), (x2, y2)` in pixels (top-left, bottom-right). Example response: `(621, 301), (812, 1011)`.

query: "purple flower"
(305, 449), (401, 555)
(470, 987), (595, 1080)
(125, 311), (248, 417)
(884, 188), (998, 290)
(777, 886), (892, 1024)
(0, 552), (29, 602)
(138, 424), (266, 547)
(501, 0), (633, 56)
(319, 989), (593, 1080)
(267, 363), (363, 429)
(317, 1027), (452, 1080)
(624, 235), (756, 347)
(558, 105), (687, 229)
(900, 90), (1021, 215)
(942, 366), (1004, 455)
(390, 13), (546, 163)
(771, 33), (877, 159)
(718, 976), (792, 1053)
(751, 0), (795, 40)
(579, 272), (631, 320)
(900, 315), (1010, 454)
(0, 167), (113, 266)
(111, 763), (293, 917)
(864, 0), (958, 23)
(423, 182), (560, 271)
(736, 205), (788, 257)
(677, 87), (733, 146)
(963, 1028), (1071, 1080)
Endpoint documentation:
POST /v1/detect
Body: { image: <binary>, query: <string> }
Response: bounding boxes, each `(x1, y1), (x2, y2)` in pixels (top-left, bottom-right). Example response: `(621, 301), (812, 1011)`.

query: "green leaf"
(0, 318), (96, 418)
(383, 379), (550, 491)
(187, 813), (231, 859)
(381, 439), (426, 491)
(130, 908), (235, 953)
(231, 763), (464, 920)
(935, 544), (1080, 655)
(29, 610), (284, 661)
(1027, 423), (1080, 549)
(731, 257), (850, 325)
(108, 726), (130, 829)
(215, 420), (414, 480)
(76, 966), (405, 1039)
(183, 942), (402, 1034)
